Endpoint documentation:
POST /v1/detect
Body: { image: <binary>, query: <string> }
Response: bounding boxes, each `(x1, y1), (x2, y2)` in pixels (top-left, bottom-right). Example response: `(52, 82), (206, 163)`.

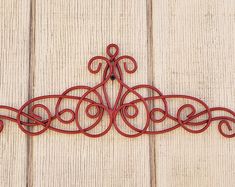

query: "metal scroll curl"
(0, 44), (234, 138)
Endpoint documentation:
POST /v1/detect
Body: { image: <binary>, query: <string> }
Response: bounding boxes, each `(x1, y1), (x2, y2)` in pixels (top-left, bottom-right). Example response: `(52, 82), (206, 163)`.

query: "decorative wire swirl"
(0, 44), (234, 138)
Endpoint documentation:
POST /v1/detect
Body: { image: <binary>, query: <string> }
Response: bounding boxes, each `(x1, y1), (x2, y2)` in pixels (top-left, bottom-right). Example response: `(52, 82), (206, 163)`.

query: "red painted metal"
(0, 44), (234, 138)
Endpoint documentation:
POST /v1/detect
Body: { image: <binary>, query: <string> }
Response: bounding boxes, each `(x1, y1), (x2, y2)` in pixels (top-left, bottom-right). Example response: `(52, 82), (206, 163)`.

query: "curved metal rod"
(0, 44), (233, 138)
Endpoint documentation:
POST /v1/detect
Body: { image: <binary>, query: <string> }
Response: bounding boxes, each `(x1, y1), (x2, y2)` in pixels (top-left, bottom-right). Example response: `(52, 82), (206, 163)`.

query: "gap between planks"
(146, 0), (157, 187)
(27, 0), (36, 186)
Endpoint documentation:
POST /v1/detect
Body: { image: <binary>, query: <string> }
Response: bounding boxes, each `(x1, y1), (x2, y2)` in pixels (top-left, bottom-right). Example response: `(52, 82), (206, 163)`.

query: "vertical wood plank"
(152, 0), (235, 186)
(0, 0), (30, 186)
(31, 0), (150, 186)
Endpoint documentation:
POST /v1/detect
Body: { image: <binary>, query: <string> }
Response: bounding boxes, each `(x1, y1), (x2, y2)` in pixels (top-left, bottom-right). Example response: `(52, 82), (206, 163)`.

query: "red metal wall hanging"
(0, 44), (234, 138)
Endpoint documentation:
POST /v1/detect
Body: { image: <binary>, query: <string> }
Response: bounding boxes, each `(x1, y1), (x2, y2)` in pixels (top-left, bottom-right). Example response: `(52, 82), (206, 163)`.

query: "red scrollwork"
(0, 44), (234, 138)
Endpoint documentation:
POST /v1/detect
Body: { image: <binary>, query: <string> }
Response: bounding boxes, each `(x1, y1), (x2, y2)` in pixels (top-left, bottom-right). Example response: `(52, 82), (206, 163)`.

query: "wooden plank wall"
(0, 0), (30, 186)
(153, 1), (235, 186)
(0, 0), (234, 187)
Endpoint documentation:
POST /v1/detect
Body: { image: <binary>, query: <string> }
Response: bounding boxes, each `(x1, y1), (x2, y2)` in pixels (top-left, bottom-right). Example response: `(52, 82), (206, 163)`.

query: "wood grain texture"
(0, 0), (234, 186)
(0, 0), (30, 186)
(30, 0), (150, 187)
(152, 0), (235, 186)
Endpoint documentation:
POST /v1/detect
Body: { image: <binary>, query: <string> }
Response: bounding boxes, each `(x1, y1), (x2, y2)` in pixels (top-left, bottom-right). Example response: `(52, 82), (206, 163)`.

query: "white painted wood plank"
(31, 0), (150, 186)
(0, 0), (30, 186)
(152, 0), (235, 186)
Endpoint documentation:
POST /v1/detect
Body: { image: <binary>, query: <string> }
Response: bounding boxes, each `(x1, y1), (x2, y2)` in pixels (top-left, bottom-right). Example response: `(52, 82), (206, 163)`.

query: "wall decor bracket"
(0, 44), (234, 138)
